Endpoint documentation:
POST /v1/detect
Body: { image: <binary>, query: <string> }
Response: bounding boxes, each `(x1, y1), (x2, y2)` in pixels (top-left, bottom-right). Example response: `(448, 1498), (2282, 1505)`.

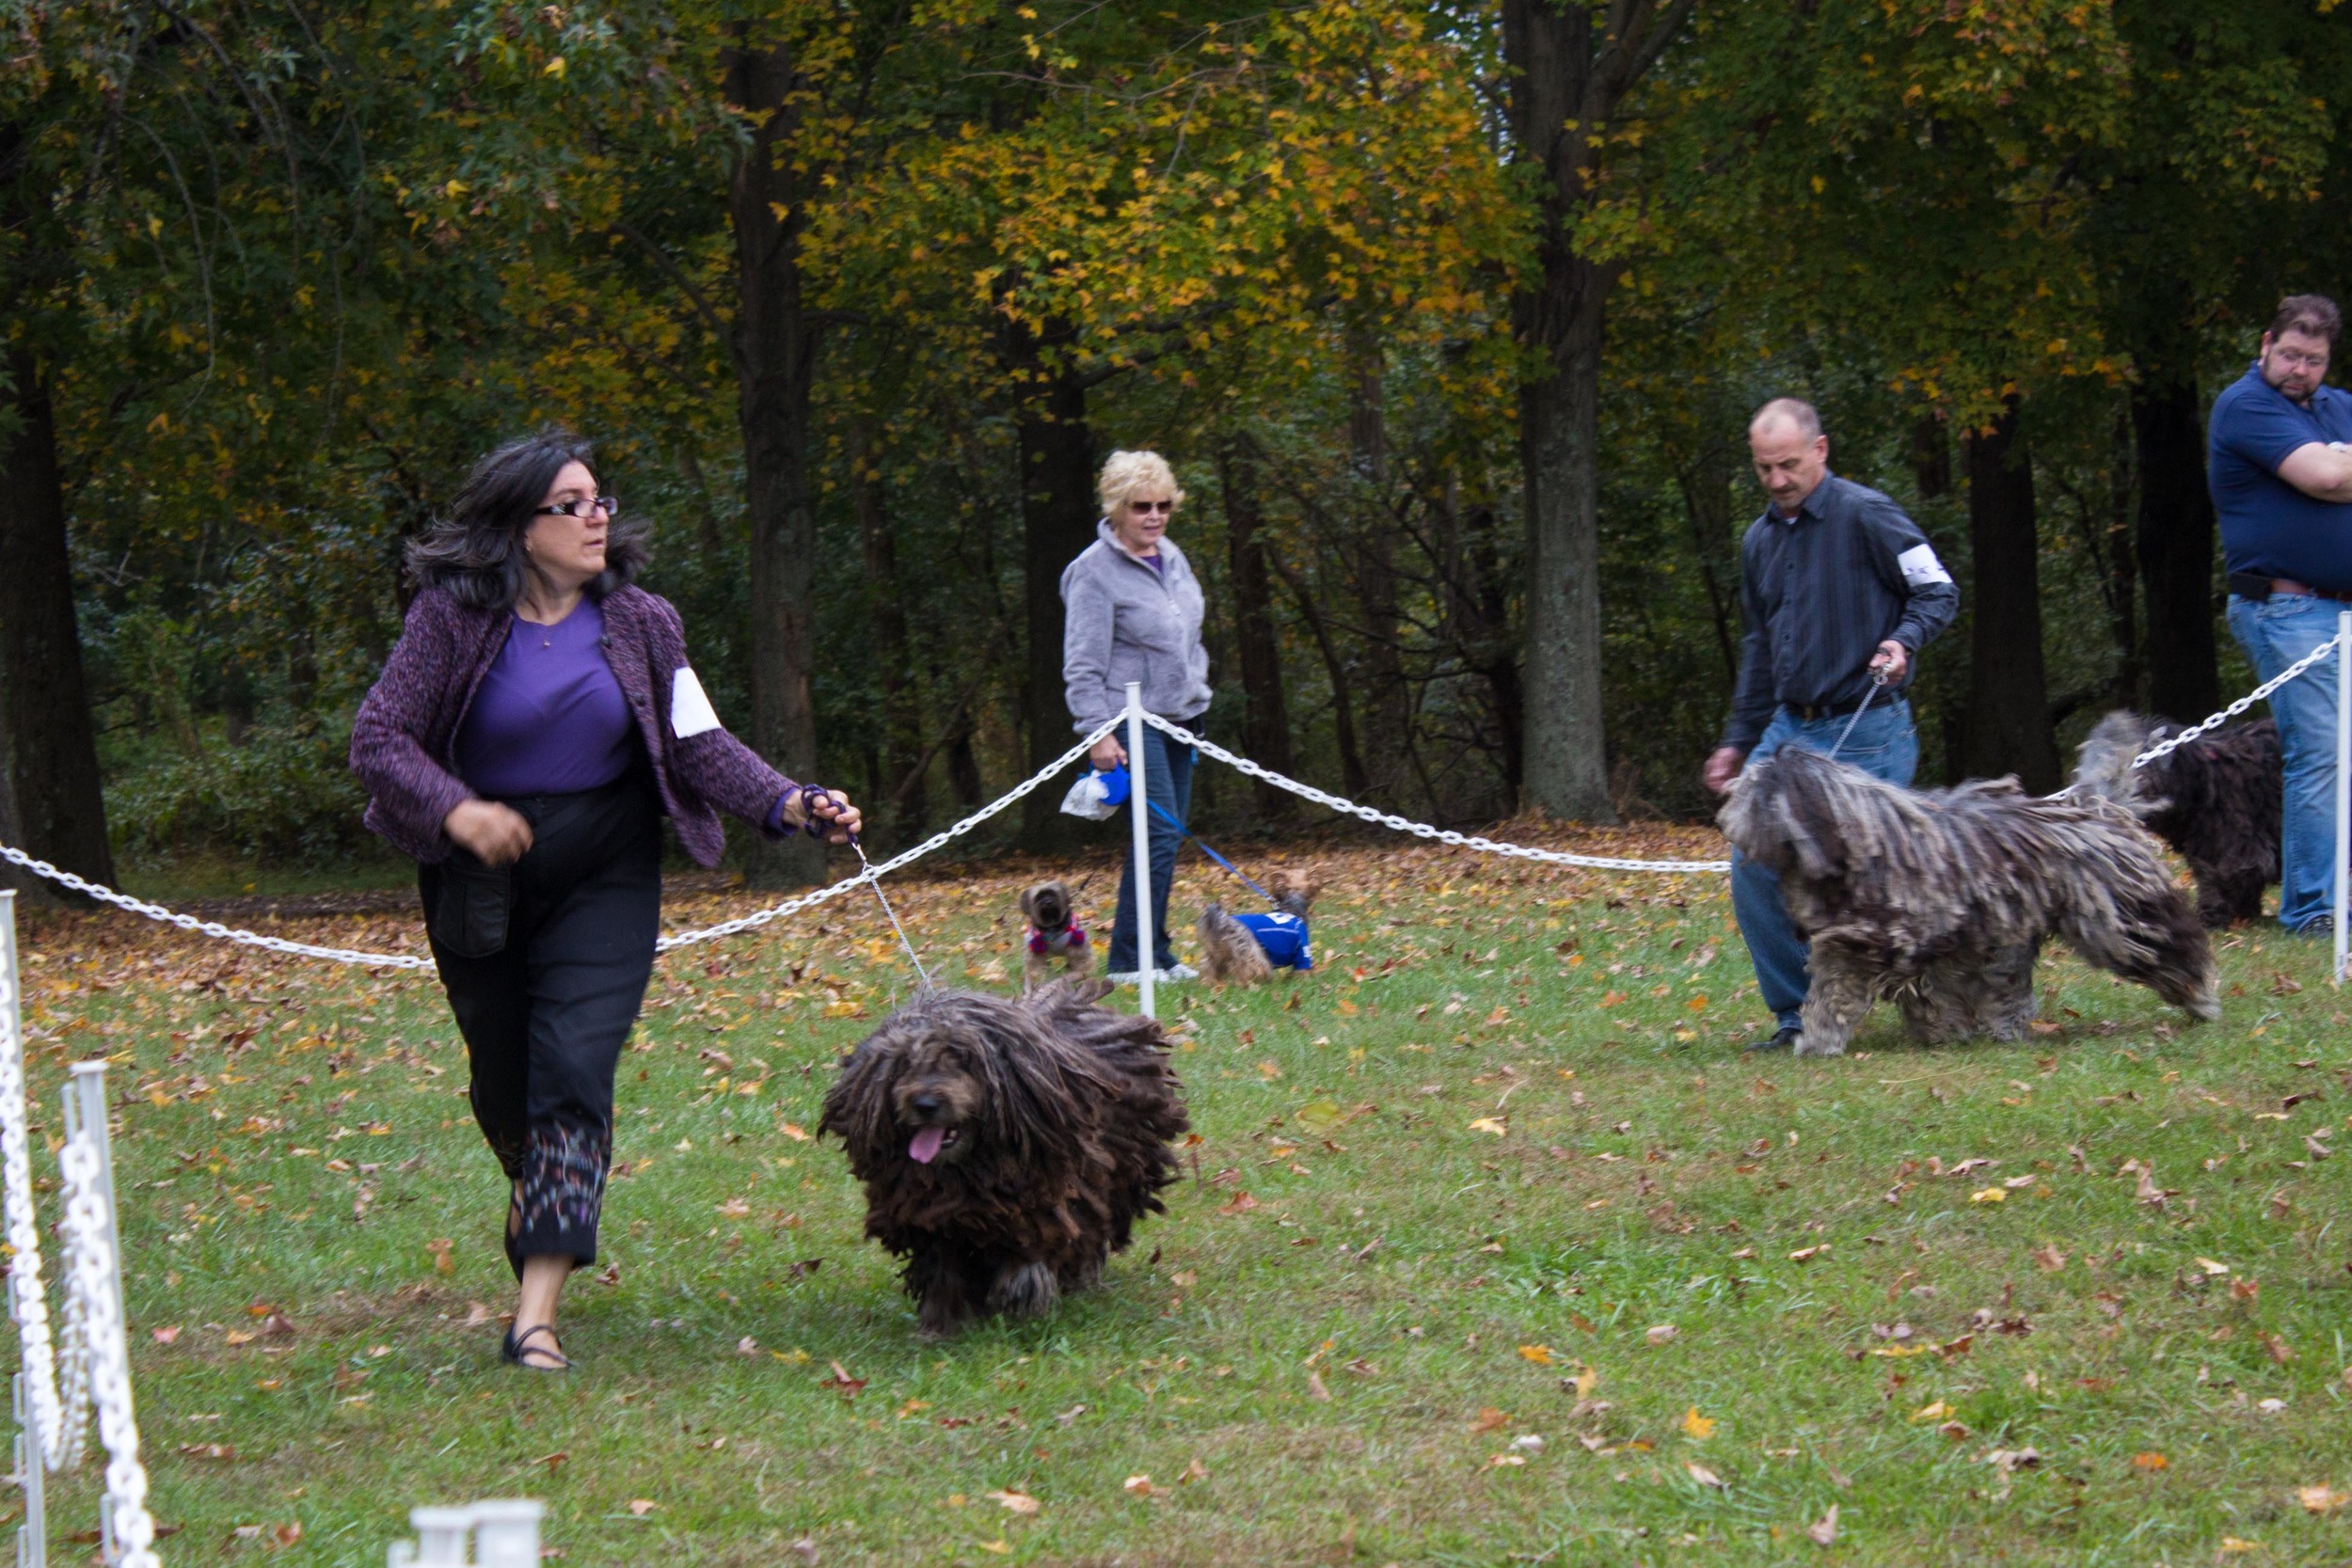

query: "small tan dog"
(1196, 869), (1322, 985)
(1019, 880), (1094, 990)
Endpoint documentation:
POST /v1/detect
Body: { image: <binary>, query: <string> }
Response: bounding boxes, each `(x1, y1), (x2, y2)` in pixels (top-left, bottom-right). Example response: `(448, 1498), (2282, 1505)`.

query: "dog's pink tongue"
(908, 1127), (946, 1164)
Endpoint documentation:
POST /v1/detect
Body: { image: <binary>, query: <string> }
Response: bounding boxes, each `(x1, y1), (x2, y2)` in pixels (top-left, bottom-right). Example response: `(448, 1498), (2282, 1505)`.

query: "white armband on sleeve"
(670, 666), (723, 739)
(1896, 544), (1953, 588)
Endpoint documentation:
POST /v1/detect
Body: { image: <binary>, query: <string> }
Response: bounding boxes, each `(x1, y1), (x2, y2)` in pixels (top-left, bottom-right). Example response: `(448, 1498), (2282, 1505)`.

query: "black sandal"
(501, 1323), (573, 1372)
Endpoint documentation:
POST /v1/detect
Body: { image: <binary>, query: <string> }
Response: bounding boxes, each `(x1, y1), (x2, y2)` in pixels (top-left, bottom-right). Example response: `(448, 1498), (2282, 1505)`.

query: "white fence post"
(1126, 683), (1155, 1021)
(388, 1500), (544, 1567)
(2335, 613), (2348, 986)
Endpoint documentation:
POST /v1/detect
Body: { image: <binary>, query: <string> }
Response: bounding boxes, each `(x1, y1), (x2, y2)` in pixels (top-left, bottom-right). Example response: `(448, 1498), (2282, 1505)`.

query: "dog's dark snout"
(909, 1092), (944, 1117)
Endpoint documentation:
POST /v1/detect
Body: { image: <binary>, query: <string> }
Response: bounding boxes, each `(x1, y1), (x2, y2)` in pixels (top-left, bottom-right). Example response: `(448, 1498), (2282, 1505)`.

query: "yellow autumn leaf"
(543, 55), (566, 77)
(1468, 1117), (1507, 1136)
(1518, 1344), (1553, 1365)
(1681, 1406), (1717, 1440)
(1969, 1187), (2006, 1204)
(1910, 1401), (1952, 1422)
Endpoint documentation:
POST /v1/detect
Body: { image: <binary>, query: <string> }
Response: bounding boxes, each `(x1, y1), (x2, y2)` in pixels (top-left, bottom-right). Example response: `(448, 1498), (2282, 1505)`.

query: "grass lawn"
(9, 826), (2352, 1566)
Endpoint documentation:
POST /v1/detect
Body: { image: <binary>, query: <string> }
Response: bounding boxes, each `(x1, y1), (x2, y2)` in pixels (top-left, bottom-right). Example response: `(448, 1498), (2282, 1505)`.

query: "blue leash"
(1146, 800), (1279, 907)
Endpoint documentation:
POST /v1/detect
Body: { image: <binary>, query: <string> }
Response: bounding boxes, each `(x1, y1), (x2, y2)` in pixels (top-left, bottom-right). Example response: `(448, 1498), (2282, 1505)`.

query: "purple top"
(453, 599), (636, 796)
(353, 585), (799, 868)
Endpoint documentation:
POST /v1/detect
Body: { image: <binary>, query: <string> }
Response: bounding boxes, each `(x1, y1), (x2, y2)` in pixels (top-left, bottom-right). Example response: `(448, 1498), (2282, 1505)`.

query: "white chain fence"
(1157, 635), (2343, 841)
(0, 642), (2336, 971)
(0, 911), (161, 1565)
(2051, 630), (2342, 796)
(1141, 715), (1736, 873)
(0, 720), (1124, 972)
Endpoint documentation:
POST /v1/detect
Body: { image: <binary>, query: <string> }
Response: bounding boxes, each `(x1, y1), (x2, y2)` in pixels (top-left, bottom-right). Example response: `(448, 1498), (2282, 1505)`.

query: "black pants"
(421, 768), (660, 1275)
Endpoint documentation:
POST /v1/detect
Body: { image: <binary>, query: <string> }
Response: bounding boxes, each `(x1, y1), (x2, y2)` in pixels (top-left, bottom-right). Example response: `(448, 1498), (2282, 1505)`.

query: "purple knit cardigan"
(350, 584), (795, 868)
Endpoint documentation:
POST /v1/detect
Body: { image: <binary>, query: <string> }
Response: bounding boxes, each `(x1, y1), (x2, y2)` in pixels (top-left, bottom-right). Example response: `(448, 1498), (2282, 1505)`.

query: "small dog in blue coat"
(1197, 869), (1322, 985)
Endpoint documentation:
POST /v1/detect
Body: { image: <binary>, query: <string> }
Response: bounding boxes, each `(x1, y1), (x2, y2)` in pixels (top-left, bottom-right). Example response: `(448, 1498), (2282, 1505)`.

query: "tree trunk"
(2132, 376), (2220, 723)
(1675, 445), (1741, 689)
(0, 347), (114, 903)
(851, 420), (926, 845)
(1961, 407), (2061, 792)
(1217, 436), (1295, 819)
(1009, 322), (1099, 852)
(1271, 552), (1370, 799)
(1504, 0), (1692, 822)
(724, 33), (825, 886)
(1344, 329), (1411, 802)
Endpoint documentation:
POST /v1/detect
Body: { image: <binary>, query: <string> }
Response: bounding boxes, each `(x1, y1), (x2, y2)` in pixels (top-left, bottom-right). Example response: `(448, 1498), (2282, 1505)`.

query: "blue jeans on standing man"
(1731, 697), (1920, 1032)
(1106, 724), (1197, 974)
(2227, 592), (2342, 932)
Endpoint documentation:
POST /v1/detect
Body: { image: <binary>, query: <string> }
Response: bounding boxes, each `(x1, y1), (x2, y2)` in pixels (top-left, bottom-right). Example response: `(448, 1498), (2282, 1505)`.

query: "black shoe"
(2297, 915), (2335, 938)
(501, 1323), (572, 1372)
(1745, 1025), (1801, 1053)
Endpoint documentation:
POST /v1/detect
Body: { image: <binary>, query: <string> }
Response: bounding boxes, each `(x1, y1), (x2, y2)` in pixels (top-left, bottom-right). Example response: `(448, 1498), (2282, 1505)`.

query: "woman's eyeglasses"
(537, 496), (617, 520)
(1128, 499), (1174, 514)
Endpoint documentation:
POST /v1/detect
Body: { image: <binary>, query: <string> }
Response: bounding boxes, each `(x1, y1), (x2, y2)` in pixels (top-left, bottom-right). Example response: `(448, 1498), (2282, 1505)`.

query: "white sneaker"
(1104, 969), (1145, 985)
(1157, 962), (1200, 982)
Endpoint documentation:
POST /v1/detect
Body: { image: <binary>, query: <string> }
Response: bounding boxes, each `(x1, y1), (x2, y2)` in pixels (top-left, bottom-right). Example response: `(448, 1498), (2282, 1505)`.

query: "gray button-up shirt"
(1723, 472), (1960, 750)
(1060, 519), (1213, 732)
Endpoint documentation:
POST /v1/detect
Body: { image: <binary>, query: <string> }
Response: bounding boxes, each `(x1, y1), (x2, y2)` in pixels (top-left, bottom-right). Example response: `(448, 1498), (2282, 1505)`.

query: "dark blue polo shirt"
(2210, 363), (2352, 594)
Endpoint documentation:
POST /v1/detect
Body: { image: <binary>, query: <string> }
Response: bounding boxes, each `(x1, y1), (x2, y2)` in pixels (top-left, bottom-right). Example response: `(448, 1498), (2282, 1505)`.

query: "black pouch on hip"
(430, 852), (514, 958)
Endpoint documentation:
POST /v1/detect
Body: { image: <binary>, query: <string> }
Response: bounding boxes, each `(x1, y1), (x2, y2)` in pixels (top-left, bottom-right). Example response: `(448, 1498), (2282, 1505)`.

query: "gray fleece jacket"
(1060, 518), (1213, 732)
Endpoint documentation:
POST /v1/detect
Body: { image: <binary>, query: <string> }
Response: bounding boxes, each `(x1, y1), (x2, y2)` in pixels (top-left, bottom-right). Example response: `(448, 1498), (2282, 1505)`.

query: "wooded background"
(4, 0), (2347, 893)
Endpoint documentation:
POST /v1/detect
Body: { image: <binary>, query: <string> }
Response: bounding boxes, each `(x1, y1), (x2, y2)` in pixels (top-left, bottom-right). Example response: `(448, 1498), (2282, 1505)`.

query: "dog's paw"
(1789, 1034), (1846, 1058)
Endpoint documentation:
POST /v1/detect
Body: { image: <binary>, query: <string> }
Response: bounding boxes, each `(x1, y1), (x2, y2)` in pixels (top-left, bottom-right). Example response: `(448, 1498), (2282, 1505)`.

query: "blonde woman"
(1060, 450), (1213, 982)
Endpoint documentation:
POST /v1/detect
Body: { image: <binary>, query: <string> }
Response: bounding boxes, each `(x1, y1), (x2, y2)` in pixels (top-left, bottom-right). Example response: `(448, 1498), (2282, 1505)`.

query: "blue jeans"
(1106, 726), (1196, 973)
(2227, 593), (2343, 931)
(1731, 698), (1920, 1031)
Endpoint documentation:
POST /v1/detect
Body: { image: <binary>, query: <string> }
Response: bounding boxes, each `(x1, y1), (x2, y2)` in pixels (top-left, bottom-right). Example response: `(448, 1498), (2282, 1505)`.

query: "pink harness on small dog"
(1027, 921), (1088, 956)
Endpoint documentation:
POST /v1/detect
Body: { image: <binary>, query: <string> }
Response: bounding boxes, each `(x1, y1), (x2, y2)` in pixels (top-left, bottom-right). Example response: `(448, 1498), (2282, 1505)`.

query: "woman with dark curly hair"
(351, 431), (858, 1370)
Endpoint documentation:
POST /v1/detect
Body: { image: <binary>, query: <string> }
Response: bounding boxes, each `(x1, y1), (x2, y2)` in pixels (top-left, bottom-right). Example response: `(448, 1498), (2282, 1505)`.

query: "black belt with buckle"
(1789, 695), (1878, 721)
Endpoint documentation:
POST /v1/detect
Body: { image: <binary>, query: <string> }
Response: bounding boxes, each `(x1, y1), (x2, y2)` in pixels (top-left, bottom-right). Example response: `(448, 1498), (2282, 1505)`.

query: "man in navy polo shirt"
(2213, 293), (2352, 935)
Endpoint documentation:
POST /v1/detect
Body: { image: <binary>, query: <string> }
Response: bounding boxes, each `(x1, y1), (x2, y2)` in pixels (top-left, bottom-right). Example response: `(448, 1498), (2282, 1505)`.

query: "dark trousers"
(421, 768), (660, 1275)
(1106, 724), (1197, 973)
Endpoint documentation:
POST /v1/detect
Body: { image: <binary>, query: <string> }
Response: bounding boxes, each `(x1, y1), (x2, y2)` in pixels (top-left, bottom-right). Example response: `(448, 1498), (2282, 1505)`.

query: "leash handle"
(794, 785), (852, 840)
(1826, 667), (1894, 763)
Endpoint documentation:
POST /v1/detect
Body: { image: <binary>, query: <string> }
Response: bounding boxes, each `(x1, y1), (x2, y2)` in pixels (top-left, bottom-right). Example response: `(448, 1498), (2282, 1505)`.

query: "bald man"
(1705, 398), (1960, 1052)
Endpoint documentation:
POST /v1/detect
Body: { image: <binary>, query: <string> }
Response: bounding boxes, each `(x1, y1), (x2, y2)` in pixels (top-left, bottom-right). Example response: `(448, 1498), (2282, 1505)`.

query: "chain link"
(1141, 715), (1734, 874)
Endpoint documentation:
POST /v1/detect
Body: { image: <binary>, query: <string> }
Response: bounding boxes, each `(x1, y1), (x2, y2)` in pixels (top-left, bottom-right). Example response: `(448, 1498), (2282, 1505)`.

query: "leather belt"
(1790, 696), (1876, 721)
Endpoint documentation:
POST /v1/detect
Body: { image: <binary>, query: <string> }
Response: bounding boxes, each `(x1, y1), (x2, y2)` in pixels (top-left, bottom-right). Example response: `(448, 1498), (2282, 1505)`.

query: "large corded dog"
(2072, 711), (2281, 927)
(818, 981), (1189, 1338)
(1718, 747), (2219, 1057)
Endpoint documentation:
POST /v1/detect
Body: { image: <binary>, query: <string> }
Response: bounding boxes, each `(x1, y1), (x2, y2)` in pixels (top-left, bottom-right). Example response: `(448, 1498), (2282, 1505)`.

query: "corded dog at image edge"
(1718, 747), (2219, 1057)
(2072, 711), (2283, 928)
(818, 980), (1190, 1338)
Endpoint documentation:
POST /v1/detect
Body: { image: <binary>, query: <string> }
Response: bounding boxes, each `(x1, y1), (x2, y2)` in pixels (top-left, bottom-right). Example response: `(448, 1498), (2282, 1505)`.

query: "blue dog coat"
(1232, 911), (1312, 971)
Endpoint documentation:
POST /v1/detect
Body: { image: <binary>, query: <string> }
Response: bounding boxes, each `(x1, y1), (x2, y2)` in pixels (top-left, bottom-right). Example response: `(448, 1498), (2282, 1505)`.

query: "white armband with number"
(1896, 544), (1953, 588)
(670, 667), (723, 739)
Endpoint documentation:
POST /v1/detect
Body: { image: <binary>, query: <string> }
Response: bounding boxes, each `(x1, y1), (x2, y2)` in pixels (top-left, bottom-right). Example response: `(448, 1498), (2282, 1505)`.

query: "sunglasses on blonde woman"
(1129, 499), (1174, 514)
